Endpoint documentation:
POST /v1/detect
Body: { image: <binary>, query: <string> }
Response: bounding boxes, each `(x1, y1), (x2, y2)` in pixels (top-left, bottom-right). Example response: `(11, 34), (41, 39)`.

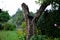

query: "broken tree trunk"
(21, 1), (50, 40)
(21, 3), (34, 40)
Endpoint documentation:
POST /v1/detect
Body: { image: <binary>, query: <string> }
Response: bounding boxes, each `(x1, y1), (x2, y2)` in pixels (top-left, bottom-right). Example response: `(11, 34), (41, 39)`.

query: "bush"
(20, 22), (26, 28)
(3, 22), (16, 30)
(37, 10), (60, 38)
(0, 23), (3, 30)
(16, 29), (26, 40)
(30, 35), (46, 40)
(30, 35), (60, 40)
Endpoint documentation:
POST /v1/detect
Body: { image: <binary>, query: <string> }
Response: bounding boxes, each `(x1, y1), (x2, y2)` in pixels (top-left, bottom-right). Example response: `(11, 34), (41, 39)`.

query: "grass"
(0, 31), (60, 40)
(0, 31), (19, 40)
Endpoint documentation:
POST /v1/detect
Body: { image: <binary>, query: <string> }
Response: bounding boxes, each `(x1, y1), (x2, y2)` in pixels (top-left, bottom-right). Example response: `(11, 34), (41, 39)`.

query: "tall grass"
(0, 31), (19, 40)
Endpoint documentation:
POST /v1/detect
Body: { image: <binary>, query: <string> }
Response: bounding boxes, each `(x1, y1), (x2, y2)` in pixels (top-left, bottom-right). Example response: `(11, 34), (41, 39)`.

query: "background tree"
(36, 0), (60, 38)
(0, 9), (10, 23)
(0, 9), (10, 30)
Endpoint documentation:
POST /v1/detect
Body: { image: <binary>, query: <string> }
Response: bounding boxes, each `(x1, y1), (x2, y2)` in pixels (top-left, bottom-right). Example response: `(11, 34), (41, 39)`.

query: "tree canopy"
(0, 9), (10, 23)
(36, 0), (60, 38)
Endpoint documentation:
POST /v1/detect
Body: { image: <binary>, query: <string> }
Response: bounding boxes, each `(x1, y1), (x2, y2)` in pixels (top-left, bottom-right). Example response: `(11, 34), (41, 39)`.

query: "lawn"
(0, 31), (19, 40)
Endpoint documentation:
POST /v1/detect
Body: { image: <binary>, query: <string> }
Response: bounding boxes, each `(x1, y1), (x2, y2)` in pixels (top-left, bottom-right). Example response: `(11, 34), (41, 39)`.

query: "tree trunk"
(21, 2), (50, 40)
(21, 3), (34, 40)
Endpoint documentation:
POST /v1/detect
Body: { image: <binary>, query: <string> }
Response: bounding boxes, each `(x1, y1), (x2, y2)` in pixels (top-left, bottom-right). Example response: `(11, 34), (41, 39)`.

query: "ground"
(0, 31), (19, 40)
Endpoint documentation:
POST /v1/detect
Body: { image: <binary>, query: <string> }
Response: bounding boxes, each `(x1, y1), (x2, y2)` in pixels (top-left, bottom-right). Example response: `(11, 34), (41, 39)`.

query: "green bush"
(30, 35), (60, 40)
(3, 22), (16, 30)
(0, 23), (3, 30)
(16, 29), (26, 40)
(37, 10), (60, 38)
(20, 22), (26, 28)
(30, 35), (46, 40)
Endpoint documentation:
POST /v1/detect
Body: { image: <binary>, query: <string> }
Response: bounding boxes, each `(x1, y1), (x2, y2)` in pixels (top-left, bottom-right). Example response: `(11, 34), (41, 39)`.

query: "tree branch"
(32, 2), (50, 22)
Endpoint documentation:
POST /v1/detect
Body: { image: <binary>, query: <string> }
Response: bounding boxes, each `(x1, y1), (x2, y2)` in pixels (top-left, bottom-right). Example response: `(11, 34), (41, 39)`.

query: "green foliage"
(9, 8), (24, 30)
(0, 10), (10, 23)
(35, 0), (60, 5)
(30, 35), (60, 40)
(20, 22), (26, 28)
(16, 22), (26, 40)
(30, 35), (46, 40)
(35, 0), (44, 4)
(16, 29), (26, 40)
(11, 8), (34, 26)
(0, 9), (10, 30)
(37, 10), (60, 38)
(36, 0), (60, 38)
(30, 12), (35, 16)
(12, 8), (24, 24)
(0, 31), (19, 40)
(3, 22), (16, 30)
(0, 23), (3, 30)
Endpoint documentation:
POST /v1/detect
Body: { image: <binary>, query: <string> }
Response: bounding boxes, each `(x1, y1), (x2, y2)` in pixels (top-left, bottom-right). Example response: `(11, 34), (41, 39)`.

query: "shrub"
(16, 29), (26, 40)
(37, 10), (60, 38)
(3, 22), (16, 30)
(30, 35), (46, 40)
(0, 23), (3, 30)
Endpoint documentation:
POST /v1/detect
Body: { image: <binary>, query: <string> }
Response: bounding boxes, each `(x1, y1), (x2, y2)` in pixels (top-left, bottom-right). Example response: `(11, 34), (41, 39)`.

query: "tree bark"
(21, 3), (34, 40)
(21, 2), (50, 40)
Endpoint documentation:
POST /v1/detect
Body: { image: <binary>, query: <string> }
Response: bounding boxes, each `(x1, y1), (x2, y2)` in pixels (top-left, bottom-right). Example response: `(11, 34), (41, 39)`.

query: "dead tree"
(21, 1), (50, 40)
